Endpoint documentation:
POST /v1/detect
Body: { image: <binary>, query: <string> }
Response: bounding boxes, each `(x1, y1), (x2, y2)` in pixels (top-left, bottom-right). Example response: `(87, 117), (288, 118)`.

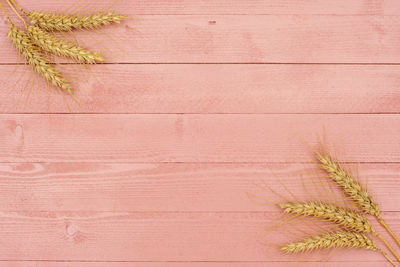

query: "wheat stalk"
(27, 25), (104, 64)
(282, 231), (398, 266)
(25, 11), (124, 32)
(279, 202), (374, 233)
(8, 23), (72, 95)
(316, 152), (400, 250)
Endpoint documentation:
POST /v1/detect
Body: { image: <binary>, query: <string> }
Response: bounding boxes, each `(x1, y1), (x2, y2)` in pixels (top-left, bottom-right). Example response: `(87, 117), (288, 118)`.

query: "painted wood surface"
(0, 162), (398, 212)
(1, 64), (399, 114)
(0, 0), (399, 266)
(12, 0), (400, 15)
(0, 210), (397, 261)
(0, 114), (399, 162)
(2, 15), (400, 63)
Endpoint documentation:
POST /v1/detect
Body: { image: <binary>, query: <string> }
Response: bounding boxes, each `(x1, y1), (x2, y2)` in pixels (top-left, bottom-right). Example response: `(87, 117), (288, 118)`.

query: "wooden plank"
(0, 114), (399, 163)
(2, 15), (400, 63)
(0, 162), (399, 212)
(0, 262), (393, 267)
(1, 64), (400, 114)
(13, 0), (400, 15)
(0, 211), (398, 261)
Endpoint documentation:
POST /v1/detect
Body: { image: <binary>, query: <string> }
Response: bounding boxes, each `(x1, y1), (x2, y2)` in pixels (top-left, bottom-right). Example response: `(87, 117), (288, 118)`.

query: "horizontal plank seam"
(0, 161), (397, 164)
(0, 161), (395, 165)
(0, 259), (386, 263)
(4, 14), (400, 17)
(4, 62), (400, 65)
(1, 211), (400, 213)
(68, 14), (400, 16)
(2, 113), (400, 115)
(1, 113), (399, 115)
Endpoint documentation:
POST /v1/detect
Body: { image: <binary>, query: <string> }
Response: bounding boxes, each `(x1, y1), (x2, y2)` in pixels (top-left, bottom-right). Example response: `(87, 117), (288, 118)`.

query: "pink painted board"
(0, 210), (397, 262)
(2, 15), (400, 63)
(11, 0), (400, 15)
(0, 114), (399, 162)
(0, 64), (399, 114)
(0, 162), (398, 212)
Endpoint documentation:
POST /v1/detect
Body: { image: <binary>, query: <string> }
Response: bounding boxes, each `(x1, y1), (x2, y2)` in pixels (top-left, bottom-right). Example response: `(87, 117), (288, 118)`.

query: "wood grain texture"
(0, 0), (399, 266)
(1, 64), (400, 114)
(0, 211), (398, 261)
(0, 114), (399, 163)
(0, 162), (399, 212)
(2, 15), (400, 63)
(12, 0), (400, 15)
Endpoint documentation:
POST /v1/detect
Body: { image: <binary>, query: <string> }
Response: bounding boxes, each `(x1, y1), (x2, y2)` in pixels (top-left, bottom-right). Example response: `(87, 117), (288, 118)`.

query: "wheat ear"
(279, 201), (400, 261)
(282, 231), (378, 253)
(27, 25), (104, 64)
(279, 202), (374, 233)
(315, 153), (379, 217)
(316, 152), (400, 249)
(25, 11), (124, 32)
(8, 24), (72, 95)
(282, 231), (398, 266)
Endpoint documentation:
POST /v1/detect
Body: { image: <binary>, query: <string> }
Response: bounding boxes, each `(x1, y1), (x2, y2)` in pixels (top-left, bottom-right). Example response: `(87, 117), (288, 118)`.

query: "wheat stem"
(0, 0), (12, 23)
(376, 232), (400, 263)
(8, 0), (21, 12)
(6, 0), (25, 24)
(380, 249), (399, 267)
(379, 217), (400, 249)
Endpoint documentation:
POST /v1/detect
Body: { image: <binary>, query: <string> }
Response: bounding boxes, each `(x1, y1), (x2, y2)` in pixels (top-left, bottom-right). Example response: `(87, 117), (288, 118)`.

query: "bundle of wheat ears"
(0, 0), (124, 97)
(277, 150), (400, 266)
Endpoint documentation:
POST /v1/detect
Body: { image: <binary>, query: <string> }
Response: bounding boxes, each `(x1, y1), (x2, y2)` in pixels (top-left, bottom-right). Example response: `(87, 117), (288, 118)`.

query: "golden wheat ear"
(315, 152), (400, 250)
(315, 152), (380, 217)
(279, 202), (374, 233)
(282, 231), (378, 253)
(24, 11), (125, 32)
(282, 231), (398, 266)
(27, 25), (104, 64)
(8, 24), (73, 96)
(279, 201), (400, 261)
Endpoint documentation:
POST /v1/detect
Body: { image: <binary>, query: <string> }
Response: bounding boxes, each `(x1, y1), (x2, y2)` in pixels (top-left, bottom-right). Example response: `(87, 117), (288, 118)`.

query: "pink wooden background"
(0, 0), (400, 266)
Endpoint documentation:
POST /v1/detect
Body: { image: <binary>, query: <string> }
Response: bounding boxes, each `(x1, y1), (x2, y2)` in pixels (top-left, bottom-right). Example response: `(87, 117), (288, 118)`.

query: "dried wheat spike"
(27, 25), (104, 64)
(315, 153), (380, 217)
(8, 24), (72, 95)
(281, 231), (399, 266)
(25, 11), (124, 31)
(282, 231), (378, 253)
(316, 152), (400, 252)
(279, 202), (375, 233)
